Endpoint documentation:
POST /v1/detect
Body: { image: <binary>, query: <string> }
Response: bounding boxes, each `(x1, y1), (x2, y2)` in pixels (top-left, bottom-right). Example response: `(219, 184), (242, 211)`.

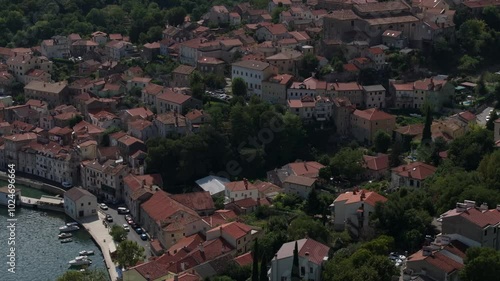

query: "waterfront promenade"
(78, 211), (119, 281)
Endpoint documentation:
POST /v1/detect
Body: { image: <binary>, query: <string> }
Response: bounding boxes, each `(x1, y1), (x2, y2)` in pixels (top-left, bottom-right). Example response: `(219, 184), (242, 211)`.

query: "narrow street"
(102, 206), (152, 259)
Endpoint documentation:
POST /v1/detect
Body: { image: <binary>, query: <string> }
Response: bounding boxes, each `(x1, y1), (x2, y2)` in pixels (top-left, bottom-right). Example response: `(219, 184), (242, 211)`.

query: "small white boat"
(59, 225), (80, 232)
(66, 222), (79, 227)
(58, 233), (73, 239)
(79, 250), (95, 256)
(69, 256), (92, 266)
(61, 238), (73, 243)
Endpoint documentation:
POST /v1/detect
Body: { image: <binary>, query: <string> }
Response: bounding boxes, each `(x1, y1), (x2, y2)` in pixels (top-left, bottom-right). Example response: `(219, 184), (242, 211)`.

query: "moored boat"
(68, 256), (92, 266)
(66, 222), (79, 227)
(59, 225), (80, 232)
(60, 238), (73, 243)
(79, 250), (94, 256)
(58, 233), (73, 239)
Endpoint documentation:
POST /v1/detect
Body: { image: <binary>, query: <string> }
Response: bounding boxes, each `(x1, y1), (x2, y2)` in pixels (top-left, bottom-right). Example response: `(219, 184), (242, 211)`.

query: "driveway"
(102, 206), (152, 259)
(476, 107), (494, 126)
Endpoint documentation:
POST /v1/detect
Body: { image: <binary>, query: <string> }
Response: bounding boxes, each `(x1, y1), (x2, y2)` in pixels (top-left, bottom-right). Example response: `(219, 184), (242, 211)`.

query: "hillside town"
(0, 0), (500, 281)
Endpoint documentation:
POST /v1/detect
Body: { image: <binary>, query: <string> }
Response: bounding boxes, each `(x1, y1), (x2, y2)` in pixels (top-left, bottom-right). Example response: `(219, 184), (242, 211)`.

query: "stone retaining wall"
(0, 172), (65, 195)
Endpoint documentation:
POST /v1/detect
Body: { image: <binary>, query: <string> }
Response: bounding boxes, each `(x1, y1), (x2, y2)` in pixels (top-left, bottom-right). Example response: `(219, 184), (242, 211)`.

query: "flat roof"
(39, 195), (64, 205)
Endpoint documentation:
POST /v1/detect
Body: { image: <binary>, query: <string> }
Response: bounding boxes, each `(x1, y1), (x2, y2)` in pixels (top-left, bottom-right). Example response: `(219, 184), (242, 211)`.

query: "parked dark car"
(106, 214), (113, 222)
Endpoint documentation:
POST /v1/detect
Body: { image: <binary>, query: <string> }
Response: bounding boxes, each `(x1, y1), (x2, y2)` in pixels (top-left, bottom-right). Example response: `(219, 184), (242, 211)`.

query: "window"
(485, 229), (488, 236)
(301, 267), (305, 276)
(171, 234), (175, 237)
(310, 267), (313, 273)
(81, 203), (83, 206)
(88, 202), (91, 205)
(238, 240), (241, 244)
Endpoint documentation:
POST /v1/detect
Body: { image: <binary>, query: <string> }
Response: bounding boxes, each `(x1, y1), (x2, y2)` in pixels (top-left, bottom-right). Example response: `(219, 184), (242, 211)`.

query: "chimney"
(174, 274), (179, 281)
(402, 166), (406, 171)
(219, 226), (223, 236)
(142, 179), (146, 188)
(198, 243), (204, 253)
(480, 203), (488, 211)
(464, 200), (476, 208)
(353, 188), (357, 195)
(243, 178), (248, 189)
(456, 202), (467, 212)
(496, 204), (500, 211)
(180, 262), (185, 271)
(360, 190), (365, 200)
(422, 246), (432, 256)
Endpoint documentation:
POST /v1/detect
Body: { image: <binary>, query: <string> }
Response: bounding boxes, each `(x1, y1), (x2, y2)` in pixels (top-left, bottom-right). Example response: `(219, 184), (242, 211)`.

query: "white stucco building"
(224, 179), (260, 202)
(231, 60), (278, 97)
(64, 187), (97, 220)
(270, 238), (330, 281)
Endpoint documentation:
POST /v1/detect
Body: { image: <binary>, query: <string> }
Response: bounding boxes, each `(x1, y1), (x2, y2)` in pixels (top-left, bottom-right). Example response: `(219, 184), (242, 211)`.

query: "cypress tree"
(260, 254), (268, 281)
(422, 104), (433, 144)
(252, 239), (259, 281)
(291, 241), (300, 281)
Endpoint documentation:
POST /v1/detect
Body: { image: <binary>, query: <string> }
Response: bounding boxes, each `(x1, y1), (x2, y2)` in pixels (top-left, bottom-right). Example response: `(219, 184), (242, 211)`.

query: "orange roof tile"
(392, 161), (436, 180)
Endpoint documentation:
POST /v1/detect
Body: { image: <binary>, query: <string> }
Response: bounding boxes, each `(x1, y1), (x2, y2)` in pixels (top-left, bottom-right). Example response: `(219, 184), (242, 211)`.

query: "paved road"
(476, 106), (495, 126)
(102, 206), (152, 259)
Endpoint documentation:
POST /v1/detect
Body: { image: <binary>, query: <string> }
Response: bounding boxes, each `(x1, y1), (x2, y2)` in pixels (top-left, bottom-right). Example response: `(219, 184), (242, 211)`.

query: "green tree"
(56, 269), (108, 281)
(486, 111), (498, 130)
(374, 130), (391, 153)
(232, 77), (248, 97)
(69, 115), (83, 128)
(252, 239), (259, 281)
(460, 247), (500, 281)
(458, 55), (481, 74)
(299, 53), (319, 78)
(330, 148), (364, 179)
(166, 7), (187, 26)
(116, 240), (145, 269)
(421, 104), (433, 144)
(260, 254), (268, 281)
(477, 149), (500, 190)
(448, 127), (494, 171)
(110, 224), (127, 242)
(288, 216), (330, 243)
(304, 187), (321, 215)
(476, 74), (488, 96)
(291, 241), (300, 281)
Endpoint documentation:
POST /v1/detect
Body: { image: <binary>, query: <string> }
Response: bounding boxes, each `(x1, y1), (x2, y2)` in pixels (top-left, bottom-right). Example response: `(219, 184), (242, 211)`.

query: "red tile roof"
(170, 191), (215, 212)
(234, 252), (253, 267)
(458, 111), (476, 122)
(334, 189), (387, 207)
(167, 233), (205, 255)
(392, 161), (437, 180)
(394, 123), (424, 136)
(332, 82), (363, 91)
(225, 180), (258, 192)
(277, 238), (330, 265)
(206, 221), (252, 240)
(363, 154), (389, 171)
(141, 190), (199, 224)
(287, 161), (325, 178)
(456, 207), (500, 228)
(368, 47), (384, 55)
(156, 89), (192, 104)
(343, 63), (359, 72)
(353, 108), (395, 121)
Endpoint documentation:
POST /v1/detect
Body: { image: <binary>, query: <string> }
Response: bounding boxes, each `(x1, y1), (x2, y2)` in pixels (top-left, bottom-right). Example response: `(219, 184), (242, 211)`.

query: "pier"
(20, 195), (65, 212)
(78, 211), (119, 281)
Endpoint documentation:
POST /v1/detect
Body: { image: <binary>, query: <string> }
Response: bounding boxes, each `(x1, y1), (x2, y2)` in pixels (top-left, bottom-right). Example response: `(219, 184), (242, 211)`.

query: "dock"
(78, 211), (119, 281)
(20, 195), (65, 212)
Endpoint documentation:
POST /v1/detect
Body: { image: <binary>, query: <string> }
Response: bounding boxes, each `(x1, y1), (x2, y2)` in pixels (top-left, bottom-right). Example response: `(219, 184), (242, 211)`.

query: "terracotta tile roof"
(277, 238), (330, 265)
(452, 207), (500, 228)
(234, 252), (253, 267)
(185, 109), (206, 121)
(409, 250), (464, 274)
(117, 134), (144, 146)
(343, 63), (359, 72)
(165, 273), (200, 281)
(173, 65), (196, 75)
(128, 119), (153, 131)
(287, 161), (325, 177)
(393, 83), (414, 91)
(253, 180), (283, 195)
(207, 221), (253, 240)
(3, 133), (37, 142)
(143, 83), (165, 96)
(283, 175), (316, 186)
(229, 197), (259, 208)
(392, 161), (437, 180)
(353, 108), (395, 121)
(202, 210), (238, 228)
(334, 189), (387, 206)
(155, 112), (188, 127)
(268, 74), (294, 85)
(458, 111), (476, 122)
(156, 89), (192, 104)
(65, 187), (94, 202)
(126, 107), (154, 119)
(363, 153), (389, 171)
(332, 82), (363, 91)
(170, 191), (215, 212)
(225, 180), (258, 192)
(141, 190), (200, 225)
(394, 123), (424, 136)
(132, 251), (187, 280)
(167, 233), (205, 255)
(368, 47), (384, 55)
(290, 77), (326, 90)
